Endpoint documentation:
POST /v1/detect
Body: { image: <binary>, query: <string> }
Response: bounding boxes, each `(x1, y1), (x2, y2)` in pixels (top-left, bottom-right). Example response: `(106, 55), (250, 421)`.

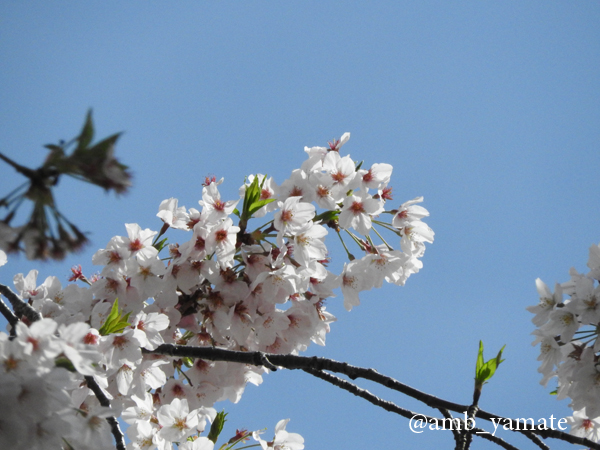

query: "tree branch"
(85, 376), (126, 450)
(0, 283), (42, 324)
(303, 367), (419, 420)
(304, 368), (521, 450)
(0, 295), (18, 336)
(0, 152), (37, 179)
(437, 407), (462, 449)
(147, 344), (600, 450)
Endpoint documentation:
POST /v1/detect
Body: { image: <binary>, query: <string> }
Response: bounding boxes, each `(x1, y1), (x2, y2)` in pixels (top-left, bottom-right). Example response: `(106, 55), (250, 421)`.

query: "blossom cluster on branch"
(528, 243), (600, 442)
(0, 133), (433, 450)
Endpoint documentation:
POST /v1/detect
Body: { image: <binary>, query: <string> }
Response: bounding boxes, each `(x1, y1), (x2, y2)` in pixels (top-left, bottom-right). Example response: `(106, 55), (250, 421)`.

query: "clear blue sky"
(1, 2), (599, 449)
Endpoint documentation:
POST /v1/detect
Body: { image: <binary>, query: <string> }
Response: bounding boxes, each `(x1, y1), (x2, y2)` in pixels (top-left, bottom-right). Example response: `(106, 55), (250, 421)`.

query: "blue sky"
(1, 2), (599, 449)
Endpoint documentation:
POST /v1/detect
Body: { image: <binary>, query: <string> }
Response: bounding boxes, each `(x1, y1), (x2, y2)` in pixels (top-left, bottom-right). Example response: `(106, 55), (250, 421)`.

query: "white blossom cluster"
(528, 242), (600, 442)
(0, 317), (114, 450)
(0, 133), (433, 449)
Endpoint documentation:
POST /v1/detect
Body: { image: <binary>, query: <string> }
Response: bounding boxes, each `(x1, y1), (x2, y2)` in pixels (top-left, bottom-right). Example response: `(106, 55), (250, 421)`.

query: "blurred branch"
(0, 111), (130, 260)
(0, 152), (38, 178)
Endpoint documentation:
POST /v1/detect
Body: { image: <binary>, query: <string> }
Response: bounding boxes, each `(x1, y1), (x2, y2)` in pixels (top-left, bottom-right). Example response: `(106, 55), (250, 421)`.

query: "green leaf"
(314, 210), (340, 223)
(98, 299), (132, 335)
(55, 356), (76, 372)
(207, 410), (228, 444)
(475, 341), (505, 389)
(43, 145), (66, 169)
(247, 198), (276, 217)
(241, 176), (261, 220)
(99, 298), (120, 334)
(76, 110), (95, 153)
(85, 132), (122, 158)
(476, 341), (484, 374)
(239, 175), (275, 224)
(153, 237), (169, 253)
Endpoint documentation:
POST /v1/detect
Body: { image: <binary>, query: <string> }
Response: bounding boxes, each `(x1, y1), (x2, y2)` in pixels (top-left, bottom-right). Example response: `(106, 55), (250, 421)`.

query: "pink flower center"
(350, 201), (365, 214)
(174, 417), (189, 431)
(215, 229), (228, 243)
(84, 332), (99, 345)
(317, 186), (330, 198)
(106, 278), (120, 294)
(129, 239), (143, 252)
(69, 265), (84, 282)
(203, 176), (216, 187)
(195, 359), (210, 372)
(290, 187), (303, 197)
(331, 171), (347, 184)
(112, 335), (128, 349)
(280, 210), (293, 224)
(342, 274), (356, 287)
(27, 336), (40, 351)
(213, 199), (226, 211)
(381, 187), (393, 201)
(171, 383), (185, 397)
(4, 356), (19, 371)
(108, 251), (122, 264)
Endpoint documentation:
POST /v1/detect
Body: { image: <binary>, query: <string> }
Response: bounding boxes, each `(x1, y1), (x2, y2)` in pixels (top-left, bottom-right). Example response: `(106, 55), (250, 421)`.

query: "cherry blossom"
(338, 190), (384, 235)
(566, 409), (600, 441)
(0, 131), (436, 449)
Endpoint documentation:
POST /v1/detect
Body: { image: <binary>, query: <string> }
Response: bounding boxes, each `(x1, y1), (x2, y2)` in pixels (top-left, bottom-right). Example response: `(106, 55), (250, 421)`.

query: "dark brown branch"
(523, 432), (550, 450)
(85, 376), (126, 450)
(303, 367), (418, 419)
(147, 344), (600, 450)
(472, 427), (522, 450)
(438, 408), (462, 448)
(0, 283), (42, 323)
(305, 368), (521, 450)
(0, 295), (18, 335)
